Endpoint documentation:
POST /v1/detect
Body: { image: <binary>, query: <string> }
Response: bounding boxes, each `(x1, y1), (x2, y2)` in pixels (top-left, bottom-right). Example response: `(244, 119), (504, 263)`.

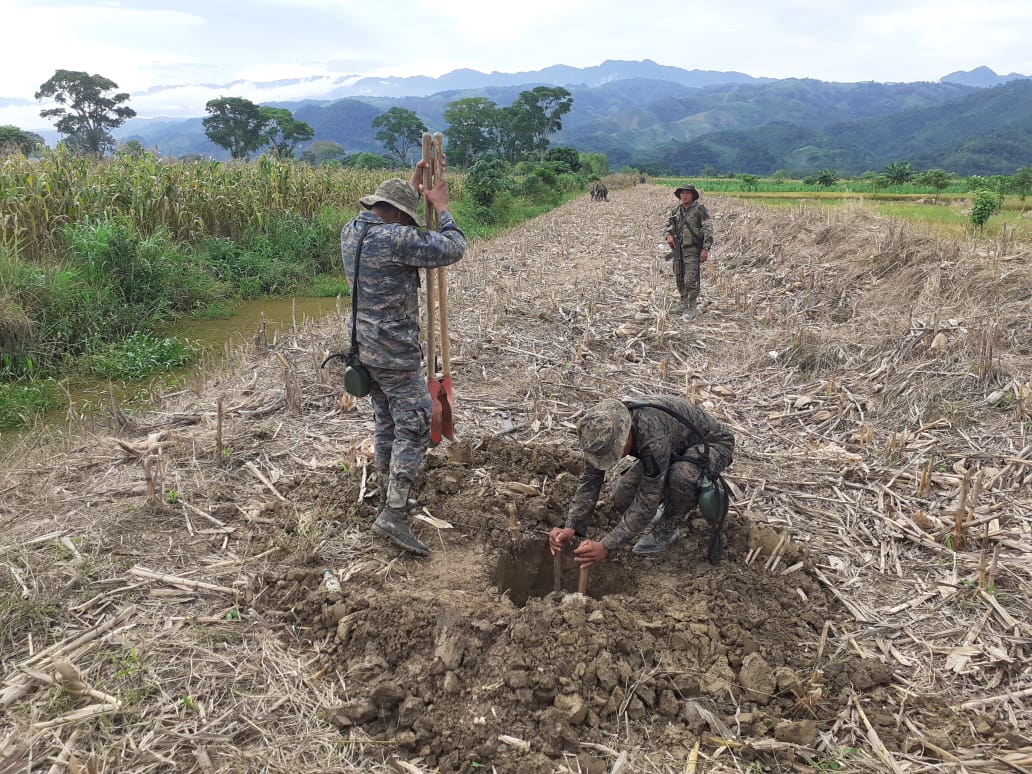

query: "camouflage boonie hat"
(360, 178), (425, 226)
(674, 183), (699, 199)
(577, 399), (632, 470)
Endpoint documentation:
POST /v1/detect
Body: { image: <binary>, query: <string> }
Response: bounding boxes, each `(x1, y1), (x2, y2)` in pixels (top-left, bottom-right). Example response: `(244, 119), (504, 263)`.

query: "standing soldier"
(340, 162), (466, 556)
(664, 184), (714, 315)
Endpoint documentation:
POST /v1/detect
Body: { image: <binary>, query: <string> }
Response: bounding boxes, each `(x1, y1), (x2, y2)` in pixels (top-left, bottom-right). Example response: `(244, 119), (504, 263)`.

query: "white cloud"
(3, 0), (1030, 131)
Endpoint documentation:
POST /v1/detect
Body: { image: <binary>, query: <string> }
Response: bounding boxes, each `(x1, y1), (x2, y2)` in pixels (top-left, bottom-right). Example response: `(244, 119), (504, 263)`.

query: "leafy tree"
(260, 107), (314, 159)
(117, 139), (147, 158)
(443, 97), (500, 168)
(34, 70), (136, 157)
(465, 157), (511, 208)
(0, 125), (44, 155)
(345, 152), (395, 170)
(498, 87), (572, 162)
(738, 173), (759, 191)
(301, 140), (348, 166)
(578, 152), (609, 180)
(970, 188), (1003, 230)
(372, 107), (427, 164)
(1011, 166), (1032, 201)
(815, 169), (838, 187)
(882, 161), (914, 186)
(203, 97), (270, 159)
(544, 146), (581, 173)
(771, 170), (788, 184)
(915, 168), (953, 198)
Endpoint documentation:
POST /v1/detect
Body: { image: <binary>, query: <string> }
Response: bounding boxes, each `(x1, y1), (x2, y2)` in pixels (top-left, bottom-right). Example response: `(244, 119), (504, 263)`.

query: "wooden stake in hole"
(553, 553), (561, 593)
(578, 565), (589, 595)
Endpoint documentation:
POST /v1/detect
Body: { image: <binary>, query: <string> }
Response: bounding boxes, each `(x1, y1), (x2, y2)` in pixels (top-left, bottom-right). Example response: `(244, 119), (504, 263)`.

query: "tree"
(258, 107), (314, 159)
(301, 140), (348, 166)
(372, 107), (426, 164)
(738, 173), (759, 191)
(346, 152), (395, 170)
(34, 70), (136, 157)
(443, 97), (500, 167)
(815, 169), (838, 187)
(1011, 166), (1032, 202)
(498, 87), (572, 162)
(0, 125), (44, 155)
(544, 146), (581, 173)
(203, 97), (270, 160)
(579, 152), (609, 180)
(915, 168), (953, 199)
(970, 188), (1003, 231)
(882, 161), (914, 186)
(465, 157), (511, 208)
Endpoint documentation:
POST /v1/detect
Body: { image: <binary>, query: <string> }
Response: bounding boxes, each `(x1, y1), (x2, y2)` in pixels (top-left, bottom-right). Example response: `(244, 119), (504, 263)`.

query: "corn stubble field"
(1, 184), (1030, 773)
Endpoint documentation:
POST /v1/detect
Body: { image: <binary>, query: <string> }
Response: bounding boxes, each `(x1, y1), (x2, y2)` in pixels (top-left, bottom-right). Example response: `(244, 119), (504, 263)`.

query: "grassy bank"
(0, 148), (610, 427)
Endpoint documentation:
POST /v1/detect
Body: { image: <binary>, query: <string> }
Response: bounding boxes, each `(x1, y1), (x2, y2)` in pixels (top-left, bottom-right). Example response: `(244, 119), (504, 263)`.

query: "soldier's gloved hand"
(574, 539), (608, 567)
(549, 527), (575, 555)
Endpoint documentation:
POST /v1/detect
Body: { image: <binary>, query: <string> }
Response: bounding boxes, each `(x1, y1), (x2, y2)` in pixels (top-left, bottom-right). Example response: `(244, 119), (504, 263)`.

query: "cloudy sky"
(3, 0), (1031, 130)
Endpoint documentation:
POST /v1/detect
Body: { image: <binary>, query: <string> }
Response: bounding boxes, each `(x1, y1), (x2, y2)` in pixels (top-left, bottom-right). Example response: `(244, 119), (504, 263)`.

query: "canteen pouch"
(343, 356), (372, 398)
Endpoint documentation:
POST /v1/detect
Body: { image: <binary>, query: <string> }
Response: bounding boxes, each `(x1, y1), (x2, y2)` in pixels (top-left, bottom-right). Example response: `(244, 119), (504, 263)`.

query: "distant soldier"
(664, 184), (713, 315)
(340, 163), (466, 556)
(590, 182), (608, 201)
(550, 396), (735, 567)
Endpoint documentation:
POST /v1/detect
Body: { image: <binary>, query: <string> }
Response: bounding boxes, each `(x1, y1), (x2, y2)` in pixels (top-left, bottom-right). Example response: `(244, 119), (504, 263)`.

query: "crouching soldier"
(550, 396), (734, 567)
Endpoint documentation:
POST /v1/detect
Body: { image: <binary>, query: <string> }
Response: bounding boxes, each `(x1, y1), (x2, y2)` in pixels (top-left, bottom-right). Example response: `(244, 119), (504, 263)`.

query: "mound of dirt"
(252, 438), (974, 773)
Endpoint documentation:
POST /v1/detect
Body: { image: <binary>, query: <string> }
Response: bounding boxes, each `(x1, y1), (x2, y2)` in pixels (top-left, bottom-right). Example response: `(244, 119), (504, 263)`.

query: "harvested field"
(2, 185), (1030, 773)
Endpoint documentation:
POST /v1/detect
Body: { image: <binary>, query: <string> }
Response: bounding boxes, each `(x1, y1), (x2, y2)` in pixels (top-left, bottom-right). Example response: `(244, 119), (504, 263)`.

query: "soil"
(2, 184), (1030, 773)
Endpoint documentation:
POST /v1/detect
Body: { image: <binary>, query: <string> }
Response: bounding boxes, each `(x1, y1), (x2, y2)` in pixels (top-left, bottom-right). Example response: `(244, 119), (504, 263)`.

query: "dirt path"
(2, 185), (1030, 773)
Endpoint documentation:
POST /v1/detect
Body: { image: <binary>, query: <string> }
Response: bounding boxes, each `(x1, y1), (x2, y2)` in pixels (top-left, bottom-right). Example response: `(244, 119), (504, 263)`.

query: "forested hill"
(119, 71), (1032, 176)
(602, 79), (1032, 176)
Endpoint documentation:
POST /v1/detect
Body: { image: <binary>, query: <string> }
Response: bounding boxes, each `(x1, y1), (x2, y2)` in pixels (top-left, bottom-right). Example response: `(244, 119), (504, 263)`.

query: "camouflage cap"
(674, 183), (699, 200)
(360, 178), (425, 226)
(577, 399), (632, 470)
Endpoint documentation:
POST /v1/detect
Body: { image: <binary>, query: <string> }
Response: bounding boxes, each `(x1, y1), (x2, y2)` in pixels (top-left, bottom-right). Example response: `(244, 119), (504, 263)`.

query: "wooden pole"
(553, 553), (562, 593)
(578, 565), (589, 595)
(422, 133), (437, 382)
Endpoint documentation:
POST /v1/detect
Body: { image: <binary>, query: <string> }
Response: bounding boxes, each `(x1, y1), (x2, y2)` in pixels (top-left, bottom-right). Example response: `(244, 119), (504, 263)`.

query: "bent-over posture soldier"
(550, 396), (734, 567)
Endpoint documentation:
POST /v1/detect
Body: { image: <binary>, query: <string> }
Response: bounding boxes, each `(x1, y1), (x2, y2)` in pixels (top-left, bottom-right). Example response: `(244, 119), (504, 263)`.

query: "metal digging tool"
(423, 132), (454, 445)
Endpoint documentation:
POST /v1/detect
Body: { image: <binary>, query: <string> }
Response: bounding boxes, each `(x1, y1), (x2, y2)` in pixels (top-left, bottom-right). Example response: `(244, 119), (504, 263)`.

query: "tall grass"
(0, 147), (437, 261)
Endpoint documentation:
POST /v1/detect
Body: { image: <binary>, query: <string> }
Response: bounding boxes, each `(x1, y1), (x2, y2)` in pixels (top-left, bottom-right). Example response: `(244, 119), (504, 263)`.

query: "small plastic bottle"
(321, 569), (341, 593)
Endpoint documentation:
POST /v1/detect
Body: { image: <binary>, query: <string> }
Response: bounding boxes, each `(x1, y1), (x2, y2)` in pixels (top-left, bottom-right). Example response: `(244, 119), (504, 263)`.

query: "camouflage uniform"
(565, 396), (734, 552)
(664, 194), (714, 308)
(341, 207), (466, 495)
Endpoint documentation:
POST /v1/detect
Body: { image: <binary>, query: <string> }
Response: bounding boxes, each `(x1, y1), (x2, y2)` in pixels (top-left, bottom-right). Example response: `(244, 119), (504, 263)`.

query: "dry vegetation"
(1, 186), (1030, 773)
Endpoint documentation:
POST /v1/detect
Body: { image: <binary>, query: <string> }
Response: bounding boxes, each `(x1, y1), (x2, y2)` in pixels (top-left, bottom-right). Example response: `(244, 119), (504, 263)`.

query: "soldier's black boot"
(372, 481), (428, 556)
(632, 505), (685, 555)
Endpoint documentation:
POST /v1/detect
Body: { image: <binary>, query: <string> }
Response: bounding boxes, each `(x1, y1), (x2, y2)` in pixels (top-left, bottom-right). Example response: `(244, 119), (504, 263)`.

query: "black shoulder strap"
(348, 222), (372, 360)
(321, 222), (370, 369)
(622, 399), (711, 463)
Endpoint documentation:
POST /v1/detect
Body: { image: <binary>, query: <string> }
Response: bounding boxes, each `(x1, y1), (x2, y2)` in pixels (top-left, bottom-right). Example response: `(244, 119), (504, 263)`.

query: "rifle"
(670, 226), (686, 298)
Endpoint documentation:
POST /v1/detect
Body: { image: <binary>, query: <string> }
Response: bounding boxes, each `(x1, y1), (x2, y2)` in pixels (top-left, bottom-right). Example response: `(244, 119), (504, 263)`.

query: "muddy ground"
(1, 185), (1030, 773)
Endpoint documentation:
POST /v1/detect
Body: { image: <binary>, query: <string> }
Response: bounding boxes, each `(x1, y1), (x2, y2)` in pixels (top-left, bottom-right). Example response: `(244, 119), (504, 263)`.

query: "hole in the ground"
(494, 539), (631, 607)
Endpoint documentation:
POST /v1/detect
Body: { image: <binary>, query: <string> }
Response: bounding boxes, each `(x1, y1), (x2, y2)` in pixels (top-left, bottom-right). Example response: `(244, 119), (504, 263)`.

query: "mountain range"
(108, 60), (1032, 177)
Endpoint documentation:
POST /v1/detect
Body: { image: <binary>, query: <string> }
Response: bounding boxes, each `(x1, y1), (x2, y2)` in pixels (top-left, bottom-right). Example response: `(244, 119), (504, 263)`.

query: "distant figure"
(549, 396), (735, 567)
(590, 182), (608, 202)
(340, 162), (466, 556)
(664, 184), (713, 315)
